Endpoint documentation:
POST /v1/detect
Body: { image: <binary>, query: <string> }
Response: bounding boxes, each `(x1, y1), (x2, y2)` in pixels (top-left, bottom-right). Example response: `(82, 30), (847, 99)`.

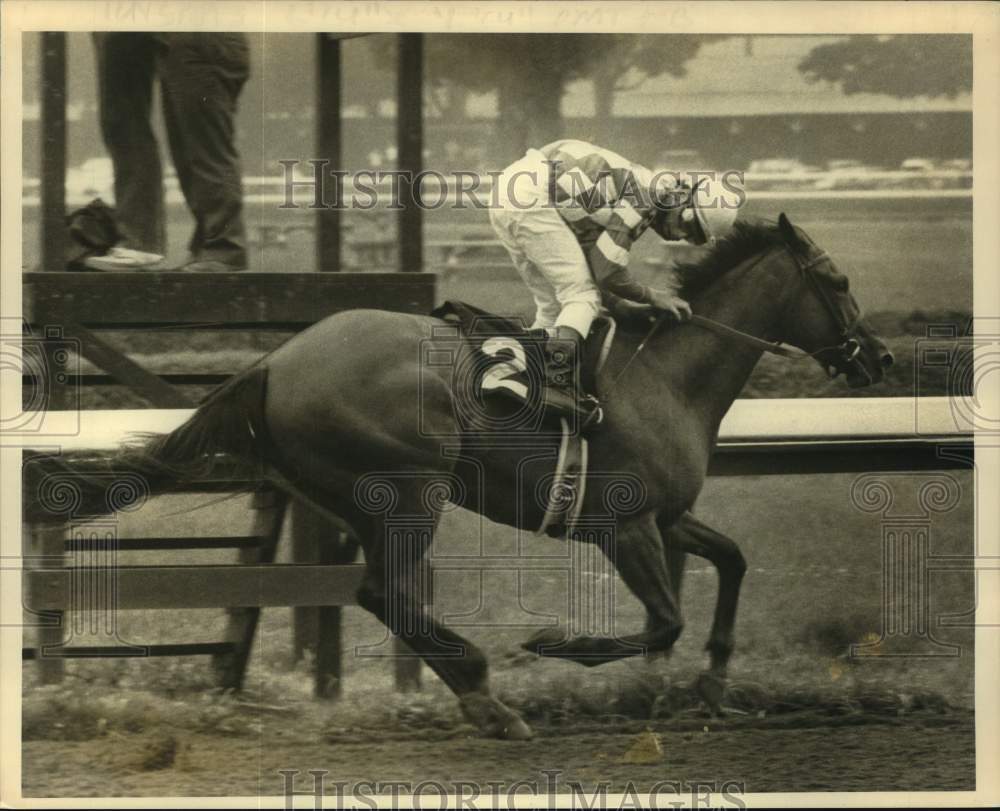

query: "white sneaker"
(83, 246), (164, 271)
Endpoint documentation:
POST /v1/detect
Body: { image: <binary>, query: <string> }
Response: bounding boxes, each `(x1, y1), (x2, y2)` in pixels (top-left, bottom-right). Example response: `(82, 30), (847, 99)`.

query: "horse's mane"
(671, 219), (786, 299)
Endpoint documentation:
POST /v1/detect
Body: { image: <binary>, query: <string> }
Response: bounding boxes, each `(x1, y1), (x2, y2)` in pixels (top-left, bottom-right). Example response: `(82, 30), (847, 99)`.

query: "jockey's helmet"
(687, 177), (739, 246)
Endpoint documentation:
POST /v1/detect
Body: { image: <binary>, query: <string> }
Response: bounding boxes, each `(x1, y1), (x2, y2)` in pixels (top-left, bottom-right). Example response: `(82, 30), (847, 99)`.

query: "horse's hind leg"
(353, 482), (532, 741)
(663, 511), (747, 677)
(645, 535), (687, 638)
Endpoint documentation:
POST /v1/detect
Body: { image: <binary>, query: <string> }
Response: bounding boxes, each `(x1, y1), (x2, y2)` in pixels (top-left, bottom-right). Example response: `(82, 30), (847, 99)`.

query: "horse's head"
(774, 213), (893, 388)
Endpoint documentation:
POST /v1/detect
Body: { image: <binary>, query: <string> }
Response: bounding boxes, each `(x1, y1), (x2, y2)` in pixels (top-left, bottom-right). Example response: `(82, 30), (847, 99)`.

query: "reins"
(601, 247), (864, 401)
(603, 311), (671, 395)
(688, 314), (809, 359)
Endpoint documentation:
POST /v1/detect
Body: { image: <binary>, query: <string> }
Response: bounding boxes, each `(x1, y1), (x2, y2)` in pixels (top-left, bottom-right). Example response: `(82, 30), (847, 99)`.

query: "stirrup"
(544, 388), (603, 432)
(580, 396), (604, 431)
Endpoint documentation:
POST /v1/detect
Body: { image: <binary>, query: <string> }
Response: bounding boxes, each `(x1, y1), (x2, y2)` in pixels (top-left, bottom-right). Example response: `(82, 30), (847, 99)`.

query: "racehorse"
(27, 214), (892, 740)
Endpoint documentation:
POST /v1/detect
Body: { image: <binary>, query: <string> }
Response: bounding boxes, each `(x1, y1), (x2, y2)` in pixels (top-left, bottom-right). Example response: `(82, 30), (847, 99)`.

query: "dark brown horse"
(29, 214), (891, 740)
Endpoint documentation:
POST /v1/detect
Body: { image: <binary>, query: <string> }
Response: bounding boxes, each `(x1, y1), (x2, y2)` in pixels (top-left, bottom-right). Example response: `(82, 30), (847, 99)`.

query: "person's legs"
(501, 205), (602, 420)
(157, 33), (250, 269)
(489, 206), (561, 330)
(92, 32), (165, 255)
(513, 206), (602, 340)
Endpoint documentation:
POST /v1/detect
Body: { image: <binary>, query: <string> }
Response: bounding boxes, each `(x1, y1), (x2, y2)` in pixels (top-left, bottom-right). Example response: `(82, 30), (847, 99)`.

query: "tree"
(367, 34), (725, 160)
(798, 35), (972, 99)
(580, 35), (724, 143)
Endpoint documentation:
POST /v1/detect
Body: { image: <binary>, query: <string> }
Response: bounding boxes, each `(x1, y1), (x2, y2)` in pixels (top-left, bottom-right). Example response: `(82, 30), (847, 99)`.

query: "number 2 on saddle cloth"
(428, 301), (615, 535)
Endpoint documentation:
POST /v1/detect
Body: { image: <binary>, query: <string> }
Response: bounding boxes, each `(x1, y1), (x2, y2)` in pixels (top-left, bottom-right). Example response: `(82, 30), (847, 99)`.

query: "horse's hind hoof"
(459, 693), (534, 741)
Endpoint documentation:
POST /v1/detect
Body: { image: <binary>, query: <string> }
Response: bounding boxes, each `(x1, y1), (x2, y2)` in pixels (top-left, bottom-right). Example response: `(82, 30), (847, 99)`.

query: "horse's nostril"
(881, 351), (895, 369)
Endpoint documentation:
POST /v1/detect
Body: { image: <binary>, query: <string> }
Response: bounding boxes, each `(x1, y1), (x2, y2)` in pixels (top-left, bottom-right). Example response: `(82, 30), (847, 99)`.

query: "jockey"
(489, 138), (740, 421)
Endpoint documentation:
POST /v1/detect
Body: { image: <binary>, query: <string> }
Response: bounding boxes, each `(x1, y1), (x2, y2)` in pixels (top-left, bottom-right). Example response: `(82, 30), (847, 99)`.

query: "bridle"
(692, 246), (865, 375)
(605, 244), (868, 397)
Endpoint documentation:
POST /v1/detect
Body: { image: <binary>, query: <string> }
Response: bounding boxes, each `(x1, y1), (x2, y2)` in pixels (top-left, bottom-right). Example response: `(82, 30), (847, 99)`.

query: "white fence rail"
(22, 397), (974, 474)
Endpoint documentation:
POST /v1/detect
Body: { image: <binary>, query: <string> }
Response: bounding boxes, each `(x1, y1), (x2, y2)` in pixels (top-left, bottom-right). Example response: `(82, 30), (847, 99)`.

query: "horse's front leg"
(523, 513), (683, 666)
(664, 511), (747, 677)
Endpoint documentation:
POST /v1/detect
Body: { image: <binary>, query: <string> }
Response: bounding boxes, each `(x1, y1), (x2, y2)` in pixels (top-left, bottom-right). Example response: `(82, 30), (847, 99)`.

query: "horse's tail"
(24, 364), (271, 523)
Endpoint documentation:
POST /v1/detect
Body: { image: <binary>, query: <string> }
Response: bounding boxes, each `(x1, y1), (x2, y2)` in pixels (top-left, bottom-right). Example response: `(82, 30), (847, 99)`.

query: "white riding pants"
(489, 149), (601, 337)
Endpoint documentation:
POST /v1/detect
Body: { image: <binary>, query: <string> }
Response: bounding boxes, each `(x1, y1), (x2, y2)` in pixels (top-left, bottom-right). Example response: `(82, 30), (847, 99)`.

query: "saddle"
(431, 301), (615, 414)
(430, 300), (617, 536)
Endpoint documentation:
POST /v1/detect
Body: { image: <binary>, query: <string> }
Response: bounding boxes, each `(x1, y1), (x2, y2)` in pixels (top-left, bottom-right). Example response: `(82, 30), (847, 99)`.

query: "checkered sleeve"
(587, 206), (651, 303)
(541, 141), (669, 304)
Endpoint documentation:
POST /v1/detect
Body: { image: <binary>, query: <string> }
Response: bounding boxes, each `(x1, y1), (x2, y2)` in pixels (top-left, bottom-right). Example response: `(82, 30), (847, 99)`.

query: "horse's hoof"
(459, 693), (534, 741)
(502, 716), (534, 741)
(695, 671), (727, 716)
(522, 627), (565, 654)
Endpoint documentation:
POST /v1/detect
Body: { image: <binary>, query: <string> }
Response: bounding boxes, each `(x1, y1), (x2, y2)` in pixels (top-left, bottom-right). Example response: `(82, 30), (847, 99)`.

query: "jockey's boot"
(543, 326), (604, 430)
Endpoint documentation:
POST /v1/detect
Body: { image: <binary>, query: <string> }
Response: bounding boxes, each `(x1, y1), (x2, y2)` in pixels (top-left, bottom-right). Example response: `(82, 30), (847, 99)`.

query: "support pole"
(40, 32), (67, 274)
(396, 33), (423, 273)
(295, 33), (345, 695)
(315, 533), (355, 700)
(213, 489), (286, 689)
(39, 32), (69, 410)
(316, 34), (342, 272)
(290, 501), (357, 700)
(30, 524), (66, 684)
(291, 503), (320, 662)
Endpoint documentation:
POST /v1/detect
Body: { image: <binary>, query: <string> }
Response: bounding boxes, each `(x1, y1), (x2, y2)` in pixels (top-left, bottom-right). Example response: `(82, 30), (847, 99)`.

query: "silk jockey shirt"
(538, 139), (685, 304)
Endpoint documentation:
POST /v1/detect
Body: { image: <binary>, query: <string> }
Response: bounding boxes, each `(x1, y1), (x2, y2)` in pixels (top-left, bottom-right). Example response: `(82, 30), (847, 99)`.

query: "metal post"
(40, 32), (67, 273)
(316, 34), (342, 272)
(397, 33), (423, 273)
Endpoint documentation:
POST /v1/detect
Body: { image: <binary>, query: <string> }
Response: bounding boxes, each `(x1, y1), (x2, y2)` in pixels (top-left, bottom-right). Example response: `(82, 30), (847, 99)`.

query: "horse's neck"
(636, 250), (792, 432)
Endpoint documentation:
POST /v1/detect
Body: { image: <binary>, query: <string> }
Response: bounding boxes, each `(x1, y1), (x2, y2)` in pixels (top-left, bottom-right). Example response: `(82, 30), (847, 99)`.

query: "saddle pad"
(431, 300), (615, 404)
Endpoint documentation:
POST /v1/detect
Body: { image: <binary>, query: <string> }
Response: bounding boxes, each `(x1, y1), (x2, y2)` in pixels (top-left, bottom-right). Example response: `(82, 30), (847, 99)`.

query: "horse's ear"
(777, 212), (806, 253)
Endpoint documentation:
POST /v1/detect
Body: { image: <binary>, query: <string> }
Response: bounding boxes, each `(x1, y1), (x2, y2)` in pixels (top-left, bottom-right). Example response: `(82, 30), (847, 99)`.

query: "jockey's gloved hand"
(609, 297), (658, 326)
(646, 289), (693, 322)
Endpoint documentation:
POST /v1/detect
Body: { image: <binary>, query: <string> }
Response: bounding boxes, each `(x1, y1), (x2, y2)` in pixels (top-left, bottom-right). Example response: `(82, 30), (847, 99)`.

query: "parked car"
(900, 158), (937, 173)
(894, 157), (972, 190)
(814, 159), (883, 190)
(826, 159), (879, 173)
(940, 158), (972, 172)
(746, 158), (819, 175)
(744, 158), (822, 190)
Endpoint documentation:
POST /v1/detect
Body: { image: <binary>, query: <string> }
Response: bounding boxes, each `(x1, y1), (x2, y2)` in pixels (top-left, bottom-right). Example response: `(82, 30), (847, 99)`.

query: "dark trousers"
(93, 32), (249, 266)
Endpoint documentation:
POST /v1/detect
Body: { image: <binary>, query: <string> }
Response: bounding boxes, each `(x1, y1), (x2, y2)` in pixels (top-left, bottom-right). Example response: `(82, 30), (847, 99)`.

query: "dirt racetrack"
(20, 464), (978, 800)
(22, 710), (974, 797)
